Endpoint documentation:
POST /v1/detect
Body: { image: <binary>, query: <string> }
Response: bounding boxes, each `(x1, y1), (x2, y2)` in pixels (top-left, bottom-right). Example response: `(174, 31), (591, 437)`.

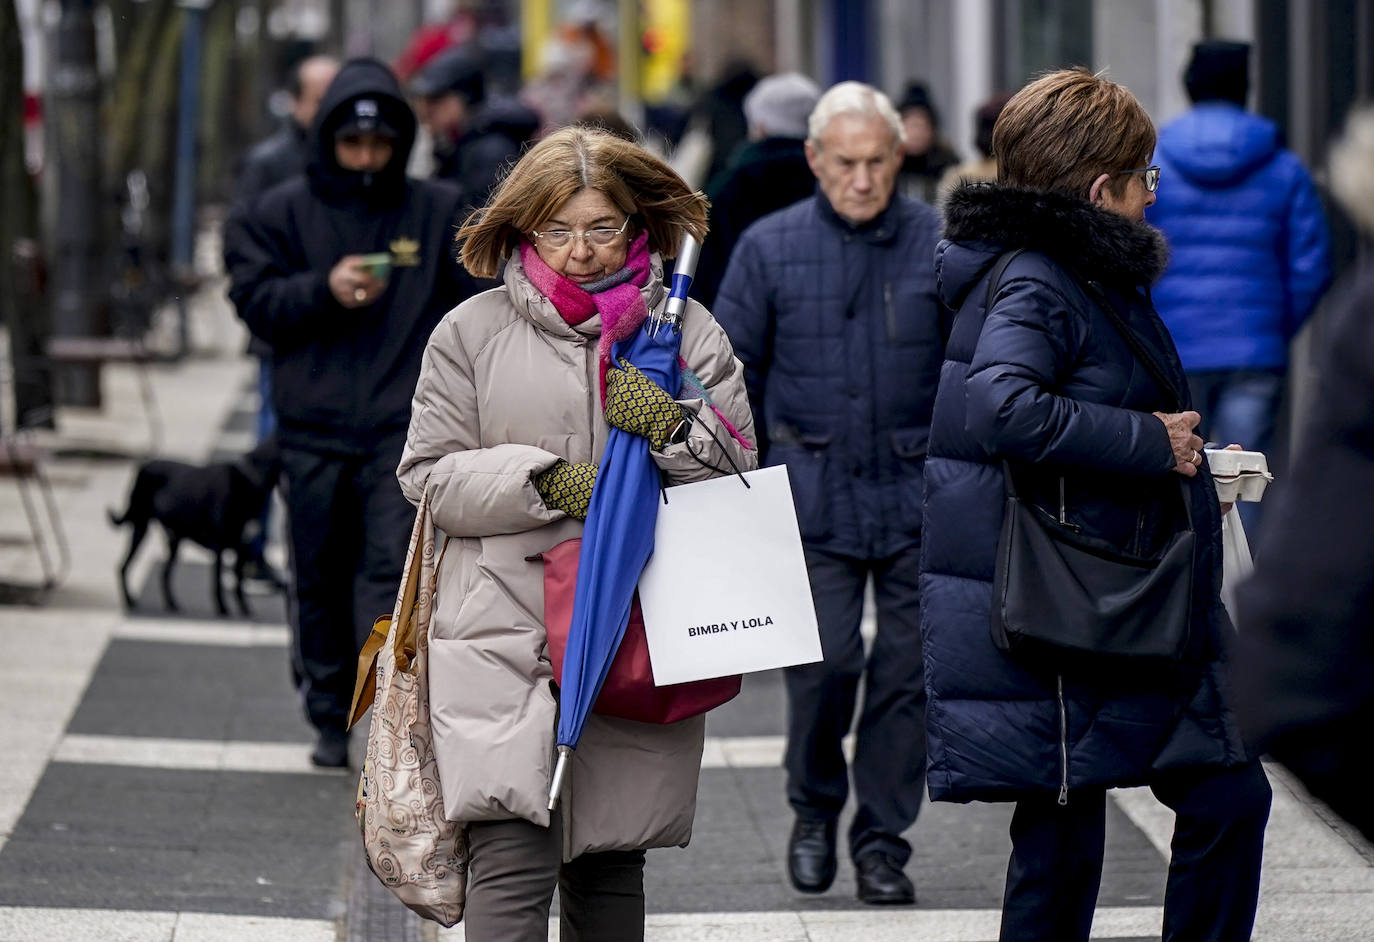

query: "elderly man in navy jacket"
(714, 81), (945, 906)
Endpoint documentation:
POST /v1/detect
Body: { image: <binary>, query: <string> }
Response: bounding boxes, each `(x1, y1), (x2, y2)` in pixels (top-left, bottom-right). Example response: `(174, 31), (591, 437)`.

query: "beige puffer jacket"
(397, 253), (757, 859)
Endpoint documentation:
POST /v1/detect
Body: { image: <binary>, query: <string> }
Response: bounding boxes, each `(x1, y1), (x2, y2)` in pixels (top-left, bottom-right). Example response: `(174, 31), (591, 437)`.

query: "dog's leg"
(232, 548), (251, 617)
(162, 534), (181, 612)
(118, 520), (148, 610)
(212, 550), (229, 617)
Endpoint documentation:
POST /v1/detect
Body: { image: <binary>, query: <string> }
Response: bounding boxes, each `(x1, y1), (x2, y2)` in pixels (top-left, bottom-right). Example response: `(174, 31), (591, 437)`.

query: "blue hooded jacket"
(921, 184), (1251, 803)
(1151, 104), (1331, 371)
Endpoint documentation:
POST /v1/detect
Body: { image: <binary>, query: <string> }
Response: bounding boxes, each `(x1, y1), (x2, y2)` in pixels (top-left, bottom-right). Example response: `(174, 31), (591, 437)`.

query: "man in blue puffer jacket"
(1151, 40), (1331, 533)
(714, 81), (944, 907)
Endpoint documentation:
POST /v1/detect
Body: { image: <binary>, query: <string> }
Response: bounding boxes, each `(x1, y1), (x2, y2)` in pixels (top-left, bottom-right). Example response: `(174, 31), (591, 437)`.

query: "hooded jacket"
(396, 254), (755, 858)
(224, 58), (474, 455)
(712, 191), (945, 559)
(921, 183), (1251, 803)
(1151, 103), (1332, 371)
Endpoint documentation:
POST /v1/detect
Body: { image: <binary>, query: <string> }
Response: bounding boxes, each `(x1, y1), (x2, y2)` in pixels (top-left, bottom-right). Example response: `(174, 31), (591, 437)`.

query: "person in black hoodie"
(223, 58), (478, 768)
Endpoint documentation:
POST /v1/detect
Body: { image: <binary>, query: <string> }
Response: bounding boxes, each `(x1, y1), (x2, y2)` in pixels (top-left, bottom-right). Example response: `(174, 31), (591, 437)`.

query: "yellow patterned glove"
(534, 460), (598, 521)
(603, 358), (686, 450)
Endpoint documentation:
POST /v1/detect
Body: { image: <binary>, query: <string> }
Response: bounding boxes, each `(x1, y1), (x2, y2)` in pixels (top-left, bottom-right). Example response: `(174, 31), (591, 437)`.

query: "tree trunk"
(0, 0), (54, 427)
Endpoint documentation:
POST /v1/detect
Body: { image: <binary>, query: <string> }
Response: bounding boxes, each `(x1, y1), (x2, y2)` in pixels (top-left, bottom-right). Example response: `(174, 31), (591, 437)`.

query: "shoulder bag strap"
(1077, 279), (1194, 529)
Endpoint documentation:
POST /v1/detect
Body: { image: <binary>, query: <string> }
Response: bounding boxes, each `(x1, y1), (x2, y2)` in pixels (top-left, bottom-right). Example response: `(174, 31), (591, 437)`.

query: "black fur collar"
(943, 183), (1170, 285)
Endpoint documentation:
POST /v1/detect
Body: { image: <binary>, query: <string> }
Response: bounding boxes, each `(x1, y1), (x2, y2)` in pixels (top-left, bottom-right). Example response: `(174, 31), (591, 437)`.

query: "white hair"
(806, 81), (905, 150)
(1331, 106), (1374, 235)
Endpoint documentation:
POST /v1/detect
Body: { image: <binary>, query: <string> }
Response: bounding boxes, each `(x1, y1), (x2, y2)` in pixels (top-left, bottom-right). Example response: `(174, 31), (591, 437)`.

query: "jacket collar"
(942, 183), (1169, 286)
(814, 190), (901, 245)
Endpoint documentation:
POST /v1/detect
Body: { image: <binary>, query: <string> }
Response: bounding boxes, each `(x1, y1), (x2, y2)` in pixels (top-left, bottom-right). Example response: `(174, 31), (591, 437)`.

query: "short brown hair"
(993, 68), (1155, 200)
(457, 126), (709, 278)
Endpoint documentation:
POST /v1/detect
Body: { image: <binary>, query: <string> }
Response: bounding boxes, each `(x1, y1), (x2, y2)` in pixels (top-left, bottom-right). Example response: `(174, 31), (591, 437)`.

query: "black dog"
(110, 436), (283, 616)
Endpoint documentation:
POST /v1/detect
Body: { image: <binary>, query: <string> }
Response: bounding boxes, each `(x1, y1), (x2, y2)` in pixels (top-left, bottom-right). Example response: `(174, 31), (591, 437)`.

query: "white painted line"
(115, 620), (290, 647)
(701, 735), (854, 769)
(53, 734), (343, 776)
(0, 908), (335, 942)
(434, 906), (1164, 941)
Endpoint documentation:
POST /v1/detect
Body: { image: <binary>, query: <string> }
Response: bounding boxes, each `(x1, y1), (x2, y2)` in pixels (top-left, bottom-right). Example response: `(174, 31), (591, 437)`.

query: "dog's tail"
(110, 466), (160, 528)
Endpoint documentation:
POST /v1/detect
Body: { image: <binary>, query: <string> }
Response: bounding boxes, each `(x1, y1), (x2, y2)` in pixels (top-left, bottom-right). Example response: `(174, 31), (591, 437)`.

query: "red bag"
(539, 538), (741, 724)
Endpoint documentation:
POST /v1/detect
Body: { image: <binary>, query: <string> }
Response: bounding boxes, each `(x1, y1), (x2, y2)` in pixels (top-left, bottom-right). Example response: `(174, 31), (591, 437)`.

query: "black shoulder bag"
(982, 253), (1195, 665)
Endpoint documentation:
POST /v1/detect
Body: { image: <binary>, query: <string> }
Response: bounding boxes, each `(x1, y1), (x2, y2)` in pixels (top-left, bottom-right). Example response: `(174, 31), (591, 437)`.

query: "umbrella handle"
(548, 745), (573, 811)
(661, 234), (701, 326)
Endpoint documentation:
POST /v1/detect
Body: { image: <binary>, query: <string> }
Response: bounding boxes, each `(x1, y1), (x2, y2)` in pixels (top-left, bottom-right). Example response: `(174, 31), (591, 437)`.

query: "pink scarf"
(520, 232), (652, 403)
(518, 234), (753, 450)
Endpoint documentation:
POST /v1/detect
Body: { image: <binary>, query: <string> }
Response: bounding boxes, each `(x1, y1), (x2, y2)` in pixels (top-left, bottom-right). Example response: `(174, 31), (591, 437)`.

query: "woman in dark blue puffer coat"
(921, 69), (1271, 942)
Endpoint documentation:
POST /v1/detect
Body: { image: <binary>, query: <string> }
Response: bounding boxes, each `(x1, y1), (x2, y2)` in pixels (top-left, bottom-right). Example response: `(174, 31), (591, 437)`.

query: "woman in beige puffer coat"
(396, 126), (756, 940)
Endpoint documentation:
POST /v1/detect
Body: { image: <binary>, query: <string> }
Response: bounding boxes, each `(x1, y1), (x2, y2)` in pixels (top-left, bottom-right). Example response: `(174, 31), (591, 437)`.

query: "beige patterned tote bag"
(355, 495), (466, 926)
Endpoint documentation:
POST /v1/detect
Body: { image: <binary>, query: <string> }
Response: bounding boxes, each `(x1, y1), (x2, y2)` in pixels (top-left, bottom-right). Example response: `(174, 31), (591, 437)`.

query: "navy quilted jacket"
(713, 192), (945, 558)
(1151, 103), (1332, 371)
(921, 184), (1251, 803)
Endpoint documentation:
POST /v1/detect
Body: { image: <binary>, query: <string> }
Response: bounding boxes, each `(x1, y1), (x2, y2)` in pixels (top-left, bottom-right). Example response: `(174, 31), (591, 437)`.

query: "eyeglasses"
(1117, 165), (1161, 192)
(529, 216), (631, 250)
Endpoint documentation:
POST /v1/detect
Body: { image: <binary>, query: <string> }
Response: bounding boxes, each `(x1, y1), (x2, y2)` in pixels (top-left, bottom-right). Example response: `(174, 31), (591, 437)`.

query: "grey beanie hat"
(744, 72), (822, 139)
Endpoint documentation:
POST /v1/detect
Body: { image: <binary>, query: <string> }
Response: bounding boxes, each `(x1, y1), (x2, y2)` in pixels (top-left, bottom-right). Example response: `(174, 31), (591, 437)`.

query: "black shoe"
(855, 853), (915, 905)
(310, 726), (350, 769)
(787, 817), (837, 893)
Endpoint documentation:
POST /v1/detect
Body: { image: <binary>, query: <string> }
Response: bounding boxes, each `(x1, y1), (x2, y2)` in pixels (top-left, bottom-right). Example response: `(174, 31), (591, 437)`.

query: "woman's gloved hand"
(604, 358), (687, 450)
(534, 460), (598, 521)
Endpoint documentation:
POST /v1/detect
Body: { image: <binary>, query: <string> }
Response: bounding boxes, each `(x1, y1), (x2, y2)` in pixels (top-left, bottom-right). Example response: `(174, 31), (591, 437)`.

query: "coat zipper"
(1056, 673), (1069, 806)
(1058, 478), (1081, 532)
(884, 282), (896, 339)
(585, 342), (597, 458)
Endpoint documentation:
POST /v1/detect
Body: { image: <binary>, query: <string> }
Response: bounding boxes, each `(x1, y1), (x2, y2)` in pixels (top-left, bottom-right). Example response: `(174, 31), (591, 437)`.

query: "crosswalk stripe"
(52, 734), (339, 776)
(0, 908), (335, 942)
(114, 621), (290, 647)
(432, 905), (1165, 940)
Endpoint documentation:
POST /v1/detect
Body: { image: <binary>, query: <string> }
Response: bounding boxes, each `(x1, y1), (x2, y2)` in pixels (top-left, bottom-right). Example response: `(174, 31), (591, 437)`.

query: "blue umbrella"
(548, 236), (701, 810)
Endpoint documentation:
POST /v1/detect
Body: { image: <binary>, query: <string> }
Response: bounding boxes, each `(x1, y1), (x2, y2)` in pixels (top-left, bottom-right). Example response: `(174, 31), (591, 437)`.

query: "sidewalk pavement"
(0, 273), (1371, 941)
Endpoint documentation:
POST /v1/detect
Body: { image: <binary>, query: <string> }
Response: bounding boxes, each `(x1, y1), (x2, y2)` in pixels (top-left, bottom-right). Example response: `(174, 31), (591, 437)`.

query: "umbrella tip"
(548, 747), (573, 811)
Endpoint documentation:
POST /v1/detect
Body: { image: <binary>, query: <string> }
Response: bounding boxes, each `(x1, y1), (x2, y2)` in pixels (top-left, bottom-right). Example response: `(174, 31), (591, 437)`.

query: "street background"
(2, 0), (1374, 938)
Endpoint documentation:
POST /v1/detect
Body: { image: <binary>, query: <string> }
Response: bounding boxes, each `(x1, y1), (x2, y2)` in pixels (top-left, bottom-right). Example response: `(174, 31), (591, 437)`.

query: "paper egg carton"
(1204, 448), (1273, 503)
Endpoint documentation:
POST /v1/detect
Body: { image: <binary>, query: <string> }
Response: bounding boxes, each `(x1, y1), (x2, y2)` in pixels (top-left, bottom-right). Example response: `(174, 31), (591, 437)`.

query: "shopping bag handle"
(662, 415), (751, 505)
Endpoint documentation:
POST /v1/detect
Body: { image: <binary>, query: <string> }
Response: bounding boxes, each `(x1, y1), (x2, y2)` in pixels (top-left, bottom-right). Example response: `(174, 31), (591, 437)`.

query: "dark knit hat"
(335, 97), (400, 138)
(410, 47), (486, 104)
(897, 81), (940, 128)
(1184, 40), (1250, 105)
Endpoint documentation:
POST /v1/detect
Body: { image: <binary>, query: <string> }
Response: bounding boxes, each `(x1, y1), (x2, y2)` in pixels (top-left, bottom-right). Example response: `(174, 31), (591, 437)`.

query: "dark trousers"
(1187, 369), (1285, 537)
(784, 543), (927, 865)
(1000, 761), (1272, 942)
(465, 816), (646, 942)
(281, 442), (413, 732)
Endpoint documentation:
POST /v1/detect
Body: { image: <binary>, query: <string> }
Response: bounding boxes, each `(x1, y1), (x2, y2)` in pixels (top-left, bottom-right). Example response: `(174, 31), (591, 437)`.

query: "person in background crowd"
(693, 72), (821, 309)
(714, 81), (942, 907)
(894, 81), (959, 205)
(229, 53), (339, 587)
(675, 60), (760, 189)
(398, 126), (755, 939)
(223, 58), (479, 769)
(1150, 39), (1332, 536)
(1235, 105), (1374, 845)
(937, 91), (1012, 198)
(232, 55), (340, 211)
(410, 45), (539, 205)
(924, 68), (1270, 942)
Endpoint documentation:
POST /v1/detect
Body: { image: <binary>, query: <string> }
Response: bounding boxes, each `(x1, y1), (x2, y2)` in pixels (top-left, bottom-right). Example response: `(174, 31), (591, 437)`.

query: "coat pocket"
(890, 428), (929, 534)
(768, 424), (833, 542)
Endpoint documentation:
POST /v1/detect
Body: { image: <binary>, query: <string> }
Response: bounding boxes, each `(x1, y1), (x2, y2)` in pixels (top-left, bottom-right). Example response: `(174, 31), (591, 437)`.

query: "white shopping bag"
(1220, 507), (1253, 623)
(638, 465), (823, 685)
